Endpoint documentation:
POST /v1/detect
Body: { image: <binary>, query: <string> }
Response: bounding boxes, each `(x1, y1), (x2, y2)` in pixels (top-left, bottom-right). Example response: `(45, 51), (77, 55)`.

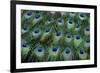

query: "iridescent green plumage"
(21, 10), (90, 62)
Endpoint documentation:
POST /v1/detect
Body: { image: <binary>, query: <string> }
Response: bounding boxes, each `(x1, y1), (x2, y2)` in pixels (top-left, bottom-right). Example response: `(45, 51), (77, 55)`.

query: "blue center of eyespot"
(80, 49), (84, 54)
(86, 27), (90, 31)
(34, 29), (40, 33)
(76, 35), (80, 40)
(27, 11), (32, 16)
(68, 19), (73, 24)
(45, 28), (50, 32)
(35, 15), (40, 19)
(37, 48), (43, 52)
(52, 47), (57, 52)
(76, 24), (80, 28)
(22, 43), (27, 48)
(80, 13), (85, 18)
(86, 39), (90, 43)
(56, 32), (61, 36)
(65, 48), (70, 54)
(67, 34), (72, 38)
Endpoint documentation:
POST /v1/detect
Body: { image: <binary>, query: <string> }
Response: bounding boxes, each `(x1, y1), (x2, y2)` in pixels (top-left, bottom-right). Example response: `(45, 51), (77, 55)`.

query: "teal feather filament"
(84, 39), (90, 48)
(21, 28), (28, 34)
(48, 46), (59, 61)
(65, 34), (73, 43)
(21, 41), (30, 62)
(84, 26), (90, 36)
(32, 14), (42, 25)
(69, 12), (76, 17)
(32, 28), (41, 38)
(67, 19), (75, 30)
(34, 47), (45, 61)
(57, 17), (64, 26)
(79, 13), (86, 20)
(78, 49), (88, 60)
(53, 31), (62, 43)
(21, 24), (29, 34)
(75, 24), (81, 31)
(74, 34), (83, 48)
(24, 11), (33, 19)
(40, 27), (51, 42)
(45, 17), (54, 26)
(62, 48), (72, 60)
(73, 24), (81, 34)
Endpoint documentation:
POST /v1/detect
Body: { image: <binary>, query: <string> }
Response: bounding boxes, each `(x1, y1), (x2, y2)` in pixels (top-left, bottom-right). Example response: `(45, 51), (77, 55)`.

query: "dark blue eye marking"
(76, 34), (80, 40)
(86, 39), (90, 43)
(35, 15), (40, 19)
(27, 11), (32, 16)
(65, 48), (70, 54)
(80, 13), (85, 17)
(67, 34), (72, 38)
(86, 27), (90, 31)
(37, 48), (43, 52)
(22, 43), (27, 48)
(76, 24), (80, 28)
(52, 47), (57, 52)
(68, 19), (73, 24)
(58, 18), (62, 23)
(34, 29), (40, 33)
(45, 28), (50, 32)
(80, 49), (84, 54)
(56, 32), (61, 36)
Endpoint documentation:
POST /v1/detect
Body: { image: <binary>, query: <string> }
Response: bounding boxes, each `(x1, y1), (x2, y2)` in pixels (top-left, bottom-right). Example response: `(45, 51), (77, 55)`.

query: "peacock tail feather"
(21, 10), (90, 63)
